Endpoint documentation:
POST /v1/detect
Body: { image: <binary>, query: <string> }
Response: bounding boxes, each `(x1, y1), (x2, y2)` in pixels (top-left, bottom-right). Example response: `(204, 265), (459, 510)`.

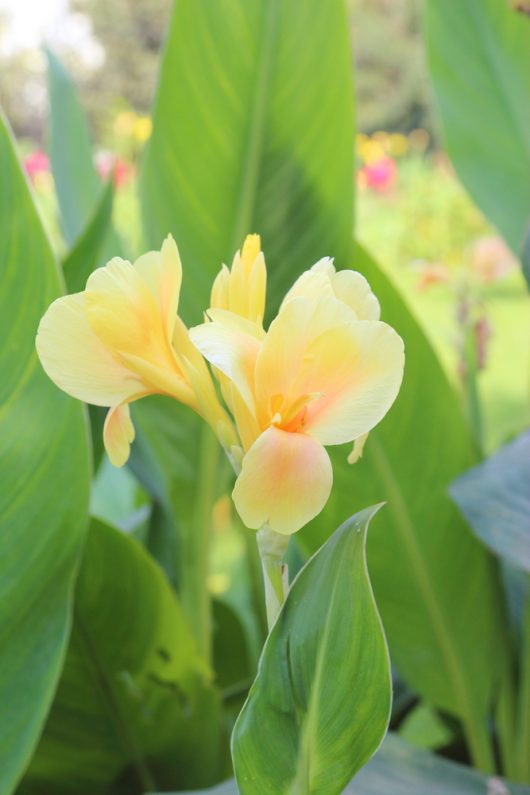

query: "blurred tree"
(0, 12), (46, 142)
(68, 0), (171, 135)
(350, 0), (436, 135)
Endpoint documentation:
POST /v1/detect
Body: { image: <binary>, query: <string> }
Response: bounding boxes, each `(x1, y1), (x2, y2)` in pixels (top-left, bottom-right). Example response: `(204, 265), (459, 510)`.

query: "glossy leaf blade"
(450, 431), (530, 573)
(232, 506), (391, 795)
(303, 245), (504, 743)
(20, 519), (224, 795)
(0, 111), (90, 794)
(425, 0), (530, 254)
(140, 0), (354, 321)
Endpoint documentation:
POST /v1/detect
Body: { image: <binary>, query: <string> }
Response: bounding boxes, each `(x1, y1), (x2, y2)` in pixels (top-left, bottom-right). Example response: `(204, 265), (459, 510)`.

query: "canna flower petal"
(103, 403), (135, 467)
(210, 234), (266, 325)
(232, 426), (332, 535)
(254, 294), (404, 445)
(284, 258), (380, 320)
(190, 309), (264, 413)
(36, 292), (145, 406)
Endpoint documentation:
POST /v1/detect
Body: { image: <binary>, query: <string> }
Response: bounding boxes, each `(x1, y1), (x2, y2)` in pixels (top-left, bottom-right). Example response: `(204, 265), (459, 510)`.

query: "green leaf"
(140, 0), (355, 322)
(155, 734), (530, 795)
(20, 519), (225, 795)
(46, 49), (123, 258)
(303, 244), (505, 771)
(232, 506), (391, 795)
(398, 702), (454, 751)
(451, 431), (530, 573)
(0, 111), (90, 794)
(62, 177), (114, 294)
(348, 734), (530, 795)
(424, 0), (530, 254)
(46, 48), (103, 246)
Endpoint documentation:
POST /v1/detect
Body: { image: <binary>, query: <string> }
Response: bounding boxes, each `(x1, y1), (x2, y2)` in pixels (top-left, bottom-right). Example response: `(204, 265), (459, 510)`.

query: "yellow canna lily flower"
(36, 236), (236, 467)
(210, 233), (266, 325)
(190, 244), (405, 536)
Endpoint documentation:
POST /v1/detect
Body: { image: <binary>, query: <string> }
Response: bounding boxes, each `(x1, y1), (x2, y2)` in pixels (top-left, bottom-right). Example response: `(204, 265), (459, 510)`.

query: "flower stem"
(256, 526), (289, 630)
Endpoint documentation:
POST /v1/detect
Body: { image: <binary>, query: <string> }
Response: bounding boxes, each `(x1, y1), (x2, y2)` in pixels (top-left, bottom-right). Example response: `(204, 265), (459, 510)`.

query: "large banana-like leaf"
(140, 0), (355, 321)
(425, 0), (530, 255)
(303, 245), (505, 769)
(0, 112), (90, 794)
(232, 507), (391, 795)
(19, 519), (224, 795)
(450, 431), (530, 574)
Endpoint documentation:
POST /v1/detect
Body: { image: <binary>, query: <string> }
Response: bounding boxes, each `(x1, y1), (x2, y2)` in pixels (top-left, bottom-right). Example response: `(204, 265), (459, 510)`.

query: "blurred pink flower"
(24, 150), (49, 181)
(471, 236), (516, 282)
(95, 151), (133, 189)
(362, 156), (396, 192)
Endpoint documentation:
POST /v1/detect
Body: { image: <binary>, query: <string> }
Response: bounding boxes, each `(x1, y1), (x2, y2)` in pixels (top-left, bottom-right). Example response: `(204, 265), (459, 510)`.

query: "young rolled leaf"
(450, 431), (530, 573)
(19, 519), (224, 795)
(425, 0), (530, 256)
(232, 506), (391, 795)
(0, 111), (90, 795)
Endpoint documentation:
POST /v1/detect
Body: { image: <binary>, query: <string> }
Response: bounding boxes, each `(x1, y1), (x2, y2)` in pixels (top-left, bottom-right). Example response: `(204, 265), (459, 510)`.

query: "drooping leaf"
(398, 702), (454, 751)
(62, 177), (114, 294)
(424, 0), (530, 255)
(232, 506), (391, 795)
(140, 0), (355, 322)
(450, 431), (530, 573)
(0, 111), (90, 794)
(303, 245), (505, 763)
(19, 519), (225, 795)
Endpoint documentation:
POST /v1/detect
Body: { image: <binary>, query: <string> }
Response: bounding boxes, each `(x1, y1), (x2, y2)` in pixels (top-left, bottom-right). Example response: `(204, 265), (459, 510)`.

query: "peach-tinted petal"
(232, 426), (332, 535)
(103, 403), (135, 467)
(303, 320), (405, 445)
(36, 292), (144, 406)
(282, 258), (335, 306)
(254, 295), (355, 426)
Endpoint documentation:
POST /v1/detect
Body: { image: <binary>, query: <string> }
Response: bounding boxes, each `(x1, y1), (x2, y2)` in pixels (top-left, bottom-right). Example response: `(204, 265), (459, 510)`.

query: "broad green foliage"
(232, 507), (391, 795)
(425, 0), (530, 255)
(46, 50), (122, 257)
(20, 519), (224, 795)
(141, 0), (355, 322)
(303, 245), (504, 768)
(46, 49), (103, 245)
(0, 113), (90, 794)
(451, 431), (530, 573)
(62, 179), (114, 294)
(157, 734), (530, 795)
